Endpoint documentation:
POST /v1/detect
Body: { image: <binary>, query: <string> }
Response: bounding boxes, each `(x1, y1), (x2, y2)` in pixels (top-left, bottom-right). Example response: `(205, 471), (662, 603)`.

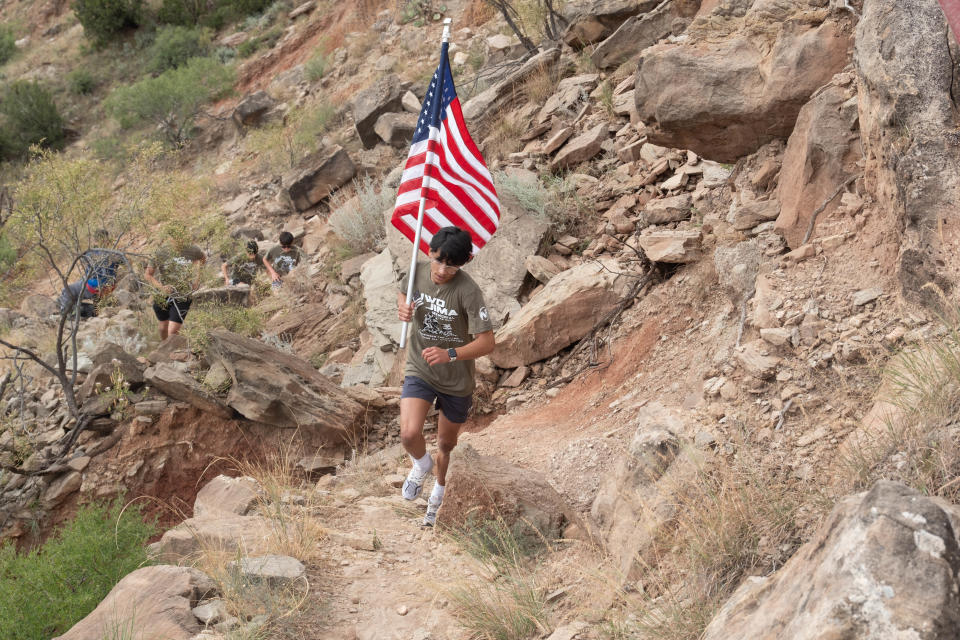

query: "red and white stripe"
(392, 99), (500, 255)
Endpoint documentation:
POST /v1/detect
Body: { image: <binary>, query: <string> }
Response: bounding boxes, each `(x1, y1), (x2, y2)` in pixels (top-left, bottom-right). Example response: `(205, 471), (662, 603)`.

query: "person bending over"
(222, 239), (264, 286)
(263, 231), (303, 291)
(396, 226), (495, 527)
(144, 241), (206, 341)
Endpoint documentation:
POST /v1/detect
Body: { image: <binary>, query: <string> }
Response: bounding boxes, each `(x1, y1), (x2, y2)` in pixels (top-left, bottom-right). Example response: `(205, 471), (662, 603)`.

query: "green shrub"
(236, 26), (281, 58)
(0, 497), (156, 640)
(0, 234), (17, 273)
(104, 56), (235, 145)
(181, 302), (263, 354)
(0, 25), (17, 66)
(68, 69), (96, 95)
(0, 80), (65, 159)
(158, 0), (275, 28)
(304, 50), (327, 82)
(148, 24), (211, 72)
(73, 0), (143, 47)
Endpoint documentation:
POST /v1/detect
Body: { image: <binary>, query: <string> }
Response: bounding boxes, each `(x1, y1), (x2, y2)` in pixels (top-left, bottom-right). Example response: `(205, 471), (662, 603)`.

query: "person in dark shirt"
(57, 229), (124, 318)
(263, 231), (303, 290)
(221, 240), (264, 286)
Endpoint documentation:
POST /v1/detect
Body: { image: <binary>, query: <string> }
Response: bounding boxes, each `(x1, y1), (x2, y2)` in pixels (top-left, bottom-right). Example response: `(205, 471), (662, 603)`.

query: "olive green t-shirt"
(400, 262), (493, 397)
(150, 244), (204, 306)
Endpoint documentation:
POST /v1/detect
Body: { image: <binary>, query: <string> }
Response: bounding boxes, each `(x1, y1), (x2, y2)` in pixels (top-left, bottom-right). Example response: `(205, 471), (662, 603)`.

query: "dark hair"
(246, 239), (259, 254)
(278, 231), (294, 247)
(94, 228), (109, 243)
(429, 226), (472, 266)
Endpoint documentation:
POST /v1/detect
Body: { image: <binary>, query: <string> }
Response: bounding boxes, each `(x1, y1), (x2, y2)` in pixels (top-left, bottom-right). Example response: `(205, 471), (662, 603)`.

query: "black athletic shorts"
(152, 299), (192, 324)
(401, 376), (472, 424)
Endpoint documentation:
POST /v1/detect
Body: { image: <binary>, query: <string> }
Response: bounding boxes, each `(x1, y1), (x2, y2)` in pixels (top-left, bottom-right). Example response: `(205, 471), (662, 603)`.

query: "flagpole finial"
(442, 17), (452, 43)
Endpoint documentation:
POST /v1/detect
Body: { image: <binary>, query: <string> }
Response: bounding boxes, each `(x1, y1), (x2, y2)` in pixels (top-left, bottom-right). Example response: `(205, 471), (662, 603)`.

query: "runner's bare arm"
(143, 265), (172, 294)
(422, 330), (494, 365)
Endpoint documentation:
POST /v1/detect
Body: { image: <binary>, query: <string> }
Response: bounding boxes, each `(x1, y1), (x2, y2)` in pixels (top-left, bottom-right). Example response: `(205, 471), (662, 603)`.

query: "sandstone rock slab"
(351, 74), (403, 148)
(489, 259), (632, 368)
(284, 145), (356, 212)
(194, 475), (261, 518)
(703, 481), (960, 640)
(551, 123), (609, 171)
(638, 230), (702, 263)
(55, 565), (216, 640)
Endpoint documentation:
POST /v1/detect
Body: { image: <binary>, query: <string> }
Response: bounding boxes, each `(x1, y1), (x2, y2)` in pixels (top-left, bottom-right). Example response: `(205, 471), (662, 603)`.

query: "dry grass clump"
(603, 444), (806, 640)
(524, 63), (560, 105)
(441, 515), (553, 640)
(840, 295), (960, 501)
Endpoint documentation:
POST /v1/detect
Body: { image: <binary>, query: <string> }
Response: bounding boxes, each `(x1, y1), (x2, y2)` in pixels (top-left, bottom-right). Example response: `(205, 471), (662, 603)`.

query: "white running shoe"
(401, 456), (433, 500)
(423, 497), (441, 527)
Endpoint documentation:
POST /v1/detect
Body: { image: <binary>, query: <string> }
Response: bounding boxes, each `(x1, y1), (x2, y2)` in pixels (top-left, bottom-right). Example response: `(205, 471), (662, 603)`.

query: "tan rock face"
(550, 123), (609, 171)
(774, 73), (860, 248)
(638, 230), (702, 263)
(856, 0), (960, 307)
(193, 475), (261, 518)
(441, 443), (576, 541)
(55, 565), (215, 640)
(350, 74), (402, 148)
(204, 330), (366, 447)
(157, 514), (273, 563)
(634, 5), (852, 162)
(489, 259), (632, 368)
(703, 481), (960, 640)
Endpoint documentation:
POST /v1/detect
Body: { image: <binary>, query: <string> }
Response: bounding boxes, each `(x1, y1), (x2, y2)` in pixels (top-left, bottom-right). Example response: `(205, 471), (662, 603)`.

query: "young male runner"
(396, 226), (495, 526)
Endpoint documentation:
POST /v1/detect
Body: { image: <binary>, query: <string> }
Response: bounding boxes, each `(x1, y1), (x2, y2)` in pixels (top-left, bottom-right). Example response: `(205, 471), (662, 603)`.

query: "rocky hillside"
(2, 0), (960, 638)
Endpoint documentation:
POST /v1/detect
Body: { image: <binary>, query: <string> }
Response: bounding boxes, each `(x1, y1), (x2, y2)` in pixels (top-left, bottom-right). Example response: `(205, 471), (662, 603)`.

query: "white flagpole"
(400, 17), (452, 349)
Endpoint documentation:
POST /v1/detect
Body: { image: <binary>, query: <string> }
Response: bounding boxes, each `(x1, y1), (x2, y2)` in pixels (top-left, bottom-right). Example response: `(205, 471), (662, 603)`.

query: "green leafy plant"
(73, 0), (143, 47)
(244, 100), (336, 172)
(68, 69), (97, 95)
(147, 24), (212, 72)
(236, 27), (282, 58)
(0, 24), (17, 66)
(304, 50), (327, 82)
(0, 497), (156, 640)
(0, 80), (65, 160)
(104, 56), (235, 146)
(180, 302), (264, 355)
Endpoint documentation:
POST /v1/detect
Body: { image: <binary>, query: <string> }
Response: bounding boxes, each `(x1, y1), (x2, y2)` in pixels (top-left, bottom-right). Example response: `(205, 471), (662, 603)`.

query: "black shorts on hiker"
(152, 299), (192, 324)
(401, 376), (472, 424)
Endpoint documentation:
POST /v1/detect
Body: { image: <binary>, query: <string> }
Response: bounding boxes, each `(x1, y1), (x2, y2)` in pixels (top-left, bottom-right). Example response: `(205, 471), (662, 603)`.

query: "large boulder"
(703, 481), (960, 639)
(374, 112), (418, 147)
(550, 123), (609, 171)
(204, 329), (366, 446)
(193, 474), (261, 518)
(562, 0), (660, 48)
(775, 71), (860, 248)
(144, 363), (233, 419)
(463, 191), (552, 328)
(54, 565), (216, 640)
(351, 74), (403, 149)
(232, 90), (278, 128)
(191, 285), (251, 307)
(283, 145), (356, 212)
(359, 248), (400, 350)
(591, 0), (699, 69)
(462, 48), (561, 125)
(637, 230), (703, 263)
(855, 0), (960, 306)
(442, 443), (577, 541)
(591, 403), (695, 578)
(489, 259), (633, 368)
(634, 2), (853, 162)
(156, 514), (273, 563)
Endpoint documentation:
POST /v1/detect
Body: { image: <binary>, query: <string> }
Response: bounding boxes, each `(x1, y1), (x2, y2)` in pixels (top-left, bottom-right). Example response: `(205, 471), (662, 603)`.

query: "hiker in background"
(396, 226), (495, 527)
(144, 240), (206, 341)
(57, 229), (125, 319)
(221, 239), (264, 286)
(263, 231), (303, 291)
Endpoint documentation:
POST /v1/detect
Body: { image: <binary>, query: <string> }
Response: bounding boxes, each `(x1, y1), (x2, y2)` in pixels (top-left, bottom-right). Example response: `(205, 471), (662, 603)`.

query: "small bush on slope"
(148, 24), (212, 72)
(0, 498), (155, 640)
(0, 24), (17, 66)
(0, 80), (65, 160)
(73, 0), (143, 47)
(105, 56), (235, 146)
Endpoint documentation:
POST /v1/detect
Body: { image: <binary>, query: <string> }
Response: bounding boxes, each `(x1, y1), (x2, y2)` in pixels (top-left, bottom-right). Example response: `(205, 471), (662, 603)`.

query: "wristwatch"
(447, 348), (457, 362)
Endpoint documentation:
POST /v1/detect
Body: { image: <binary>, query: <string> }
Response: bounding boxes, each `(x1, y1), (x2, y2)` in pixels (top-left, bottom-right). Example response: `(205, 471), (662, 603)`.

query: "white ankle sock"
(430, 483), (445, 502)
(412, 452), (433, 472)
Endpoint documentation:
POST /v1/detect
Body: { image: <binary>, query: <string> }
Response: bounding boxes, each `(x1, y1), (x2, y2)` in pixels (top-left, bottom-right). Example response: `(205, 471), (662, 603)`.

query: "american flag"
(391, 41), (500, 256)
